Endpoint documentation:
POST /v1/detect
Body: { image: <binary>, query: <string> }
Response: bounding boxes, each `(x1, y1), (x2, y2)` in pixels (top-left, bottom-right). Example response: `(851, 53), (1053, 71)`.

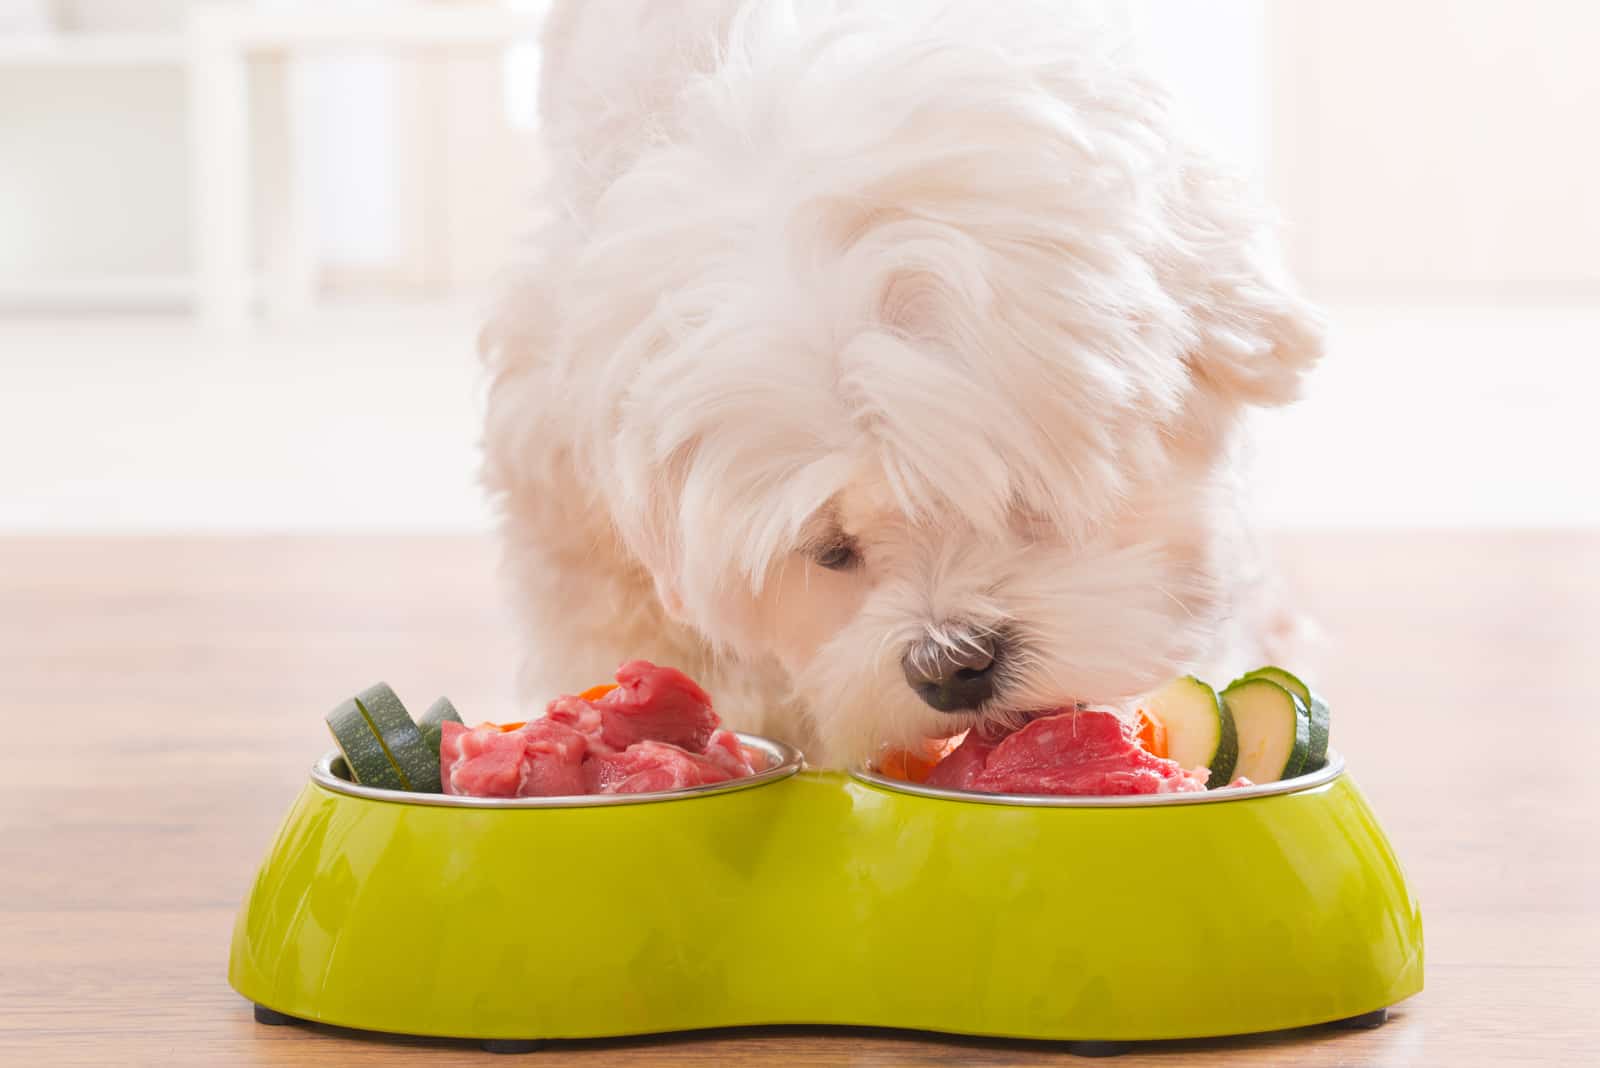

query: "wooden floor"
(2, 532), (1596, 1067)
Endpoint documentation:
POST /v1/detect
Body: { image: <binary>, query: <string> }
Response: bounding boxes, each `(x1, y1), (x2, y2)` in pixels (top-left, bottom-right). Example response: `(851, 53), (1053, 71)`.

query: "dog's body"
(484, 0), (1322, 764)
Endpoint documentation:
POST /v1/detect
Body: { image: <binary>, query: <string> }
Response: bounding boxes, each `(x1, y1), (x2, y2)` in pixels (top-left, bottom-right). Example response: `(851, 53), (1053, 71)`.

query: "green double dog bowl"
(228, 737), (1422, 1053)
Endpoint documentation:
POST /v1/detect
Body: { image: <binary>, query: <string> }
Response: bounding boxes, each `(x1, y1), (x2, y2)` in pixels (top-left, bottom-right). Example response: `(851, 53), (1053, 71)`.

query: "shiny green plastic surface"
(229, 769), (1423, 1042)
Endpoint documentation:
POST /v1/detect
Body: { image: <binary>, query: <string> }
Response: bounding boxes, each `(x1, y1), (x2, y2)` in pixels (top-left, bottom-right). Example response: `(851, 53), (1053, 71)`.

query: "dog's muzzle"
(901, 632), (999, 712)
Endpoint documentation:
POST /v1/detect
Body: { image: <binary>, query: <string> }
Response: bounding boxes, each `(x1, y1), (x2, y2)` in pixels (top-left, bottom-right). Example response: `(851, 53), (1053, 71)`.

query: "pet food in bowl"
(325, 659), (770, 800)
(233, 660), (1419, 1051)
(879, 666), (1332, 797)
(924, 707), (1209, 794)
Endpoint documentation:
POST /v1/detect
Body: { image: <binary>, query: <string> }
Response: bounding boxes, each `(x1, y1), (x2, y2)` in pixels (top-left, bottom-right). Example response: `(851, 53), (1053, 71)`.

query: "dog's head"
(525, 1), (1322, 761)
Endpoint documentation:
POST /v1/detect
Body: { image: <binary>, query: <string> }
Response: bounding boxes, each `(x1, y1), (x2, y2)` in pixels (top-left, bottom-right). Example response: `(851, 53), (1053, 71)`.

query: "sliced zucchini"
(326, 696), (402, 790)
(1241, 667), (1331, 772)
(1238, 666), (1309, 704)
(1220, 678), (1311, 784)
(418, 697), (463, 763)
(359, 684), (443, 793)
(1146, 676), (1237, 788)
(324, 683), (440, 793)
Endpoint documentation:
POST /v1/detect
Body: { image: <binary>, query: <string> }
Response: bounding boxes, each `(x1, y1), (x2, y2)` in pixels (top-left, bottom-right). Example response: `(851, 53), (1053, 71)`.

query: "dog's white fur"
(483, 0), (1322, 764)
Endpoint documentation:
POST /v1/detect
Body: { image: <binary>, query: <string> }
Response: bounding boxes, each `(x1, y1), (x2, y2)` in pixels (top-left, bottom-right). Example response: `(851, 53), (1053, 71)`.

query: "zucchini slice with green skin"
(324, 683), (441, 793)
(1146, 676), (1238, 788)
(417, 697), (463, 763)
(1220, 678), (1311, 784)
(1240, 667), (1331, 772)
(357, 683), (442, 793)
(326, 696), (403, 790)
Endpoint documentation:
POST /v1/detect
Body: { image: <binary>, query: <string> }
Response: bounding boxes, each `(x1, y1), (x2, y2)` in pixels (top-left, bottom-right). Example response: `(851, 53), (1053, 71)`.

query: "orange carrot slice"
(1135, 709), (1169, 759)
(878, 749), (933, 782)
(877, 737), (958, 783)
(578, 683), (618, 702)
(473, 720), (526, 732)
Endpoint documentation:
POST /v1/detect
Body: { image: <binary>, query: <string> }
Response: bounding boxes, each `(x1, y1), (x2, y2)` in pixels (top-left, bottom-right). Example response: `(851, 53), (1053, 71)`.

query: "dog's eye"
(812, 537), (862, 572)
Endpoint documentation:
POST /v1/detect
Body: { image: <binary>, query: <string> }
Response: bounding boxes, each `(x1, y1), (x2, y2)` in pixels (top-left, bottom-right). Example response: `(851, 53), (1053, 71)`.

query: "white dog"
(482, 0), (1322, 766)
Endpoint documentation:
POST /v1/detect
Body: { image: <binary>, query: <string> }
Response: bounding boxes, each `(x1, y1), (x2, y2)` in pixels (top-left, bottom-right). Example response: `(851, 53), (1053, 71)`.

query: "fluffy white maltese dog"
(483, 0), (1322, 765)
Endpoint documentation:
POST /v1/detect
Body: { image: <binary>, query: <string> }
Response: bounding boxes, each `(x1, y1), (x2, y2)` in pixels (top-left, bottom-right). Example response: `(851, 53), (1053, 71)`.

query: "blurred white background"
(2, 0), (1595, 531)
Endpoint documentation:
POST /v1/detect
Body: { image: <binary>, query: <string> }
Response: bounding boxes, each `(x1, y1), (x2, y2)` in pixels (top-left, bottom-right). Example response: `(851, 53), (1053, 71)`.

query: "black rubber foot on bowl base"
(1332, 1007), (1389, 1030)
(253, 1004), (293, 1026)
(1064, 1040), (1132, 1057)
(482, 1039), (547, 1054)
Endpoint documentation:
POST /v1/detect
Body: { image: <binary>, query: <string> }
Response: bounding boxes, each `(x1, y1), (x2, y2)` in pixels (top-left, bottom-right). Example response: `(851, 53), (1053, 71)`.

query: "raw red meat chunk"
(441, 661), (767, 798)
(593, 660), (720, 752)
(439, 718), (588, 798)
(513, 719), (590, 796)
(925, 709), (1208, 796)
(439, 722), (531, 798)
(584, 741), (735, 794)
(545, 695), (607, 747)
(702, 729), (767, 777)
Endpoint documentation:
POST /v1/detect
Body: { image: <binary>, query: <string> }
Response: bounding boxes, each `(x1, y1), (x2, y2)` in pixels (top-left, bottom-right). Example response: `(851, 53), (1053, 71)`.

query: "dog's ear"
(1164, 161), (1325, 409)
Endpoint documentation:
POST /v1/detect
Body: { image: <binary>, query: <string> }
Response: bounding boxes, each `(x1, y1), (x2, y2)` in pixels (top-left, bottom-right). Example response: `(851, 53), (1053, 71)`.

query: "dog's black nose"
(901, 634), (998, 712)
